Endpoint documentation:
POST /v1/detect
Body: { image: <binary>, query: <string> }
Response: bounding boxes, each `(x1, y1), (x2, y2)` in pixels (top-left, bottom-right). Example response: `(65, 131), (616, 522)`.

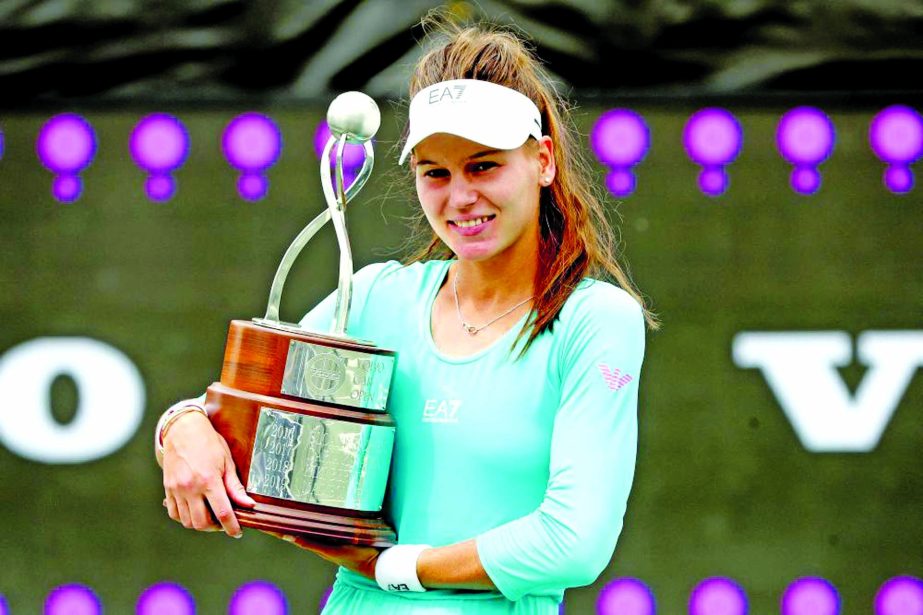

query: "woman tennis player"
(157, 20), (655, 615)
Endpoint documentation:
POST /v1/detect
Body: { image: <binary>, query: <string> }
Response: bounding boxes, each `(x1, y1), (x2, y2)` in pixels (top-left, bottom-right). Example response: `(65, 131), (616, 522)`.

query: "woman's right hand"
(161, 410), (256, 538)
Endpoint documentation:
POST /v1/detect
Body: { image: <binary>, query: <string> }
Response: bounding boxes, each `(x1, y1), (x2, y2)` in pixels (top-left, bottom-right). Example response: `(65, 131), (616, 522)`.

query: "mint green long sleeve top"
(297, 259), (645, 612)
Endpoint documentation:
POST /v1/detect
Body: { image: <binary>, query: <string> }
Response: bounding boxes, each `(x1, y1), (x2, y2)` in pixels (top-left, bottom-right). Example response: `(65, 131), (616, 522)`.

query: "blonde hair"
(403, 17), (659, 354)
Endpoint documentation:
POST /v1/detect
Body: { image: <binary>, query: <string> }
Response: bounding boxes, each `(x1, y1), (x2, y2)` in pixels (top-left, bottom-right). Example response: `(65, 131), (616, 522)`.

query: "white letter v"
(732, 331), (923, 452)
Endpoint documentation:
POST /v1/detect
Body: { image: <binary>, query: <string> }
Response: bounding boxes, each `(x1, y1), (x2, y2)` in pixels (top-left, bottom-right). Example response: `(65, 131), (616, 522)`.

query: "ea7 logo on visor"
(428, 84), (466, 104)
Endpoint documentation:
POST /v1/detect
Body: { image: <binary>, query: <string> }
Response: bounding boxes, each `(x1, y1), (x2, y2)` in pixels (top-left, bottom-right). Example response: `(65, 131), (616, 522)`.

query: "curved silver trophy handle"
(328, 133), (355, 336)
(261, 140), (374, 324)
(260, 92), (380, 332)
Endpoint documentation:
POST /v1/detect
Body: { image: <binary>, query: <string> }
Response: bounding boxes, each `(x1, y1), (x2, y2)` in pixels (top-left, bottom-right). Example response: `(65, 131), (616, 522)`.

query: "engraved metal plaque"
(247, 406), (395, 511)
(281, 340), (394, 411)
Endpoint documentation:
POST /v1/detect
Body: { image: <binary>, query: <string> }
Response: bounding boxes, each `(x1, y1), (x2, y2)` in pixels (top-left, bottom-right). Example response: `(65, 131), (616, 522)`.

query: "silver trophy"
(204, 92), (398, 546)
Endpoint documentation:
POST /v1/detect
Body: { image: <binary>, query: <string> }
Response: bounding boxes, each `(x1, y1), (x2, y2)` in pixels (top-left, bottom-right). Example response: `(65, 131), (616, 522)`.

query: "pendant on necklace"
(462, 323), (478, 335)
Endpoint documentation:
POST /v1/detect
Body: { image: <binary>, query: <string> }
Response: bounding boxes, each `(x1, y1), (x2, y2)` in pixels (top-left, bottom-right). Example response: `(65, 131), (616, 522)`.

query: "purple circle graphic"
(137, 582), (195, 615)
(607, 169), (637, 197)
(870, 106), (923, 164)
(53, 174), (83, 202)
(870, 105), (922, 193)
(792, 167), (822, 195)
(689, 578), (747, 615)
(0, 593), (8, 615)
(146, 175), (176, 202)
(781, 578), (840, 615)
(314, 121), (367, 168)
(229, 580), (287, 615)
(699, 167), (729, 197)
(884, 166), (914, 193)
(37, 114), (97, 174)
(0, 128), (5, 160)
(591, 109), (650, 167)
(238, 173), (269, 201)
(45, 584), (101, 615)
(222, 113), (282, 172)
(597, 578), (655, 615)
(591, 110), (649, 197)
(130, 113), (190, 173)
(875, 576), (923, 615)
(777, 107), (835, 166)
(683, 109), (743, 166)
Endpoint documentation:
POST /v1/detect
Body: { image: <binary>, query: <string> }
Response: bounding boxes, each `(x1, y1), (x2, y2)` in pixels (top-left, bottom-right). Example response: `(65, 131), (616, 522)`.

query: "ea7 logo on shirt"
(598, 363), (634, 391)
(423, 399), (462, 424)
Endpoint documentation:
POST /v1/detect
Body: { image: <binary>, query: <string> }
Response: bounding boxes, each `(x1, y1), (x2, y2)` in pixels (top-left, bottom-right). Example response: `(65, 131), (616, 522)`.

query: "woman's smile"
(449, 214), (497, 236)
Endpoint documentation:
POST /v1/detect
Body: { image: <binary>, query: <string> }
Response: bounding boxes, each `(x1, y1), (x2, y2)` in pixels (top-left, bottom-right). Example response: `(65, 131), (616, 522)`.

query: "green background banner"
(0, 105), (921, 613)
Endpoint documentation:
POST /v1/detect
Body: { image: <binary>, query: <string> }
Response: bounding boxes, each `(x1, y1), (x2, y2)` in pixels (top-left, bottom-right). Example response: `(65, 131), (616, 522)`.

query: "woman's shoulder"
(560, 277), (644, 324)
(356, 258), (449, 279)
(355, 259), (451, 297)
(548, 278), (646, 364)
(353, 260), (400, 283)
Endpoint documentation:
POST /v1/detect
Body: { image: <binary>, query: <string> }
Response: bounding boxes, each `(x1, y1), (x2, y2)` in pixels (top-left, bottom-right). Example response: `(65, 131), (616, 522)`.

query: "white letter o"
(0, 337), (145, 463)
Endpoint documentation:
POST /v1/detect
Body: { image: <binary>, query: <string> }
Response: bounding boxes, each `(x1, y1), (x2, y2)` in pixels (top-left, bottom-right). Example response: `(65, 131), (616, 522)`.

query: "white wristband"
(375, 544), (431, 593)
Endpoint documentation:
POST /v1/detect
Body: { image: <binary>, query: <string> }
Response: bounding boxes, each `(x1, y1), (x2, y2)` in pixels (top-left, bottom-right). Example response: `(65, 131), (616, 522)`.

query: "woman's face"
(412, 133), (555, 263)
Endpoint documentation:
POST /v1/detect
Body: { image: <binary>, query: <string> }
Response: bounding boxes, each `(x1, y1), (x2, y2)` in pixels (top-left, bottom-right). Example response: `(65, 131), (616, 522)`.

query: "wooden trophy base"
(205, 320), (398, 547)
(234, 502), (396, 547)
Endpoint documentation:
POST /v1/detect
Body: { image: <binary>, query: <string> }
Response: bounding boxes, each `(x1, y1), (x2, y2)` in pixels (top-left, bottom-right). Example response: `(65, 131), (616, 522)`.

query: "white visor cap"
(399, 79), (543, 164)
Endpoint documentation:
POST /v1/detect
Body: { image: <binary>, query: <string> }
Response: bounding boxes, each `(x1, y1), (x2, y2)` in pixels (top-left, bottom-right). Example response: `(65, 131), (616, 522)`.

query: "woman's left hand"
(263, 531), (382, 580)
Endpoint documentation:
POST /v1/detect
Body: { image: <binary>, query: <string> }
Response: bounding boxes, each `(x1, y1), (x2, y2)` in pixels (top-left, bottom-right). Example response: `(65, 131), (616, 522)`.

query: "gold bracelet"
(155, 402), (208, 457)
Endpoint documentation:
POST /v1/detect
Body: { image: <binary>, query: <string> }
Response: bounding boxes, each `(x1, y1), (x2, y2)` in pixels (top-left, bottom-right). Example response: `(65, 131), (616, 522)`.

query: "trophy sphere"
(327, 92), (381, 143)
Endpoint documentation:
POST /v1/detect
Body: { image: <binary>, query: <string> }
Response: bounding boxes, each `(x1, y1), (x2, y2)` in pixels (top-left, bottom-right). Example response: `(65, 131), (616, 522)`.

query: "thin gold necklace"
(453, 271), (533, 336)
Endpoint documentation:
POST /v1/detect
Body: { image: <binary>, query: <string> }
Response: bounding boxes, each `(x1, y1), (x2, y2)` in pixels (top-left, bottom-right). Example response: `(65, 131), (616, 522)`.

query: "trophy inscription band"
(247, 406), (395, 511)
(281, 339), (395, 411)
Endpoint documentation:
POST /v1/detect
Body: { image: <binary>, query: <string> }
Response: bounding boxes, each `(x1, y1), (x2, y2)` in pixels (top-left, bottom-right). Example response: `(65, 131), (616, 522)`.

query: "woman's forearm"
(415, 539), (496, 590)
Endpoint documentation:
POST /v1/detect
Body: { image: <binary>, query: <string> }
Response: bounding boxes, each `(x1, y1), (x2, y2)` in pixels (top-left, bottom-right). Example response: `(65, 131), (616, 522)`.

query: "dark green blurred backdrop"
(0, 105), (921, 613)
